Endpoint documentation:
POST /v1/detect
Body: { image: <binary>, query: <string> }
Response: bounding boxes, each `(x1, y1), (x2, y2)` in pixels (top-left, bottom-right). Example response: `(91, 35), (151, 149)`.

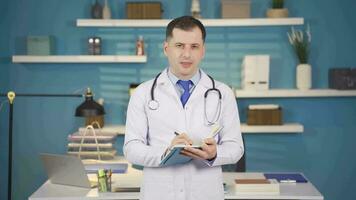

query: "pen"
(174, 132), (180, 136)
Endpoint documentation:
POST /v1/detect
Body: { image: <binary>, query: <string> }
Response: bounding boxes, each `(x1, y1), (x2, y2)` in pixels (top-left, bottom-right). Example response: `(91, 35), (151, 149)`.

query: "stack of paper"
(67, 126), (119, 160)
(234, 173), (280, 195)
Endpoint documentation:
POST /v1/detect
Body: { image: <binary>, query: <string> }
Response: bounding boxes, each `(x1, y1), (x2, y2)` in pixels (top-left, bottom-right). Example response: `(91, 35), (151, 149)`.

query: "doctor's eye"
(191, 44), (200, 50)
(175, 43), (184, 49)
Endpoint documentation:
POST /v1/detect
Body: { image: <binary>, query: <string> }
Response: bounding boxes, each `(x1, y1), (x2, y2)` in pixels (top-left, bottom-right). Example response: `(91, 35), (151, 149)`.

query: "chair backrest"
(235, 135), (246, 172)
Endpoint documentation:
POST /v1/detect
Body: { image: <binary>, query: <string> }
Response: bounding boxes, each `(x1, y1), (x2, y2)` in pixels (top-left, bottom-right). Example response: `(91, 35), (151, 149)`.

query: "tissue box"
(126, 2), (162, 19)
(329, 68), (356, 90)
(221, 0), (250, 18)
(27, 36), (54, 55)
(247, 105), (282, 125)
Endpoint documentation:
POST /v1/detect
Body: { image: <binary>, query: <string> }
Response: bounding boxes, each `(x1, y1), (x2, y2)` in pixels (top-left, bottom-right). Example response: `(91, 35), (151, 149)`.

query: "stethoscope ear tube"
(150, 72), (162, 102)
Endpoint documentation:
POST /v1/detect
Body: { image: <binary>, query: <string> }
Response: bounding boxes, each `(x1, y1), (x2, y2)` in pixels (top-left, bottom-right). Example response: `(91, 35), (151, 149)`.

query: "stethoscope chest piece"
(148, 100), (159, 110)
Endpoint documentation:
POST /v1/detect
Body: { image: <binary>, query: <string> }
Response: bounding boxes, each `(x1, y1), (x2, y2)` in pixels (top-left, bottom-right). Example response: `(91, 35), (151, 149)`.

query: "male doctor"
(124, 16), (244, 200)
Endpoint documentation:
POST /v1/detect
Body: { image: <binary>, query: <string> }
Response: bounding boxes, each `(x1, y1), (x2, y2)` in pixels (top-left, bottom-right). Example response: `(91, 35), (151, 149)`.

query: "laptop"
(40, 153), (95, 188)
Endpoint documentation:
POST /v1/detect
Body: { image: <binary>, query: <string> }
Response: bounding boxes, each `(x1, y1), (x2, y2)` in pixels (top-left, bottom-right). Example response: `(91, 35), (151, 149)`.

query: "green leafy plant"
(287, 25), (311, 64)
(272, 0), (284, 9)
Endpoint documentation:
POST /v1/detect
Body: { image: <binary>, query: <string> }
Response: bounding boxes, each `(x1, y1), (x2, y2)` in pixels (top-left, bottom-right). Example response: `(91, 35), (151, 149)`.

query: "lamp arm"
(0, 91), (82, 200)
(1, 93), (82, 98)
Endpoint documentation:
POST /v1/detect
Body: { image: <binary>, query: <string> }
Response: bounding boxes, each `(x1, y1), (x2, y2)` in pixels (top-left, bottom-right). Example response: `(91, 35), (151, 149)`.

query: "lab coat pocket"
(141, 175), (174, 200)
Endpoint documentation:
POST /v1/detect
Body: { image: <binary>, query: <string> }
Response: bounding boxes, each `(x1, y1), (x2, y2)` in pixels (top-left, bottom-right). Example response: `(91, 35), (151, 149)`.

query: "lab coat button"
(180, 189), (183, 192)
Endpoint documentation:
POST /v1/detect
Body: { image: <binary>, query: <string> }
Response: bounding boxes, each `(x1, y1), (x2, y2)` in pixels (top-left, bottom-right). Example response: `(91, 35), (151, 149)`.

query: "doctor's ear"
(163, 42), (168, 56)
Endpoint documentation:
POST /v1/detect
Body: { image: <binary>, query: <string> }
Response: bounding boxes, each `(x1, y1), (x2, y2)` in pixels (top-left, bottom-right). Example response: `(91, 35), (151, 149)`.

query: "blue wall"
(0, 0), (356, 199)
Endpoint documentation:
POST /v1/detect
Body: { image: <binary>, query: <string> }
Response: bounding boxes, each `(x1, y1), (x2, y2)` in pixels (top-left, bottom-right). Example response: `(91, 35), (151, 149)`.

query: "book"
(235, 179), (280, 195)
(159, 144), (201, 167)
(264, 173), (308, 183)
(235, 179), (270, 184)
(159, 124), (223, 167)
(234, 172), (280, 195)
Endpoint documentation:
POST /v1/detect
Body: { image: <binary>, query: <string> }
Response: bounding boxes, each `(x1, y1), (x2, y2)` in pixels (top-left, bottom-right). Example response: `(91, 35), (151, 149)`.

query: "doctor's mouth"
(180, 61), (193, 68)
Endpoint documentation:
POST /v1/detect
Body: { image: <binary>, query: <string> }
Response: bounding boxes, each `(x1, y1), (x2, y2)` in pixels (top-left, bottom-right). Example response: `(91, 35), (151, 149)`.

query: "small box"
(241, 55), (270, 90)
(126, 2), (163, 19)
(247, 105), (282, 125)
(221, 0), (250, 18)
(27, 36), (55, 55)
(329, 68), (356, 90)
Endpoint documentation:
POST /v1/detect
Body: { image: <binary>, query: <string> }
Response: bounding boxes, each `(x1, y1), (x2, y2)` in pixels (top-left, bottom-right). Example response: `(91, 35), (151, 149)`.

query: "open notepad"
(159, 124), (223, 167)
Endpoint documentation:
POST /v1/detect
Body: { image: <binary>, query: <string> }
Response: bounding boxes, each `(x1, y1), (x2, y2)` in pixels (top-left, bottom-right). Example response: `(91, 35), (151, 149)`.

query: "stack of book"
(234, 173), (280, 195)
(67, 125), (123, 160)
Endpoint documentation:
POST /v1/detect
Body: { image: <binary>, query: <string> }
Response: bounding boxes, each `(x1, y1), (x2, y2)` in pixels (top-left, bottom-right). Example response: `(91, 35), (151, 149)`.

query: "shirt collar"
(167, 68), (201, 86)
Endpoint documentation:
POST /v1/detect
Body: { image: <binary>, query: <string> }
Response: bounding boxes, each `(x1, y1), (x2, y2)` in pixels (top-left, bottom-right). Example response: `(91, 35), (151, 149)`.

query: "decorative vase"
(296, 64), (312, 90)
(91, 0), (103, 19)
(266, 8), (289, 18)
(102, 0), (111, 19)
(191, 0), (201, 18)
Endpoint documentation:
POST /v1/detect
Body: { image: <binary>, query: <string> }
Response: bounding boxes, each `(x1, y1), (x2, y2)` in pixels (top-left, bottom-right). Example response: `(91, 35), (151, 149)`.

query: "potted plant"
(287, 25), (312, 90)
(266, 0), (289, 18)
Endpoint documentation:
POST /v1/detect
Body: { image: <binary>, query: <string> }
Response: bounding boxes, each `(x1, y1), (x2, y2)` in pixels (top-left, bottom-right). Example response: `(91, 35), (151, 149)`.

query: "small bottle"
(136, 36), (145, 56)
(191, 0), (201, 19)
(91, 0), (103, 19)
(102, 0), (111, 19)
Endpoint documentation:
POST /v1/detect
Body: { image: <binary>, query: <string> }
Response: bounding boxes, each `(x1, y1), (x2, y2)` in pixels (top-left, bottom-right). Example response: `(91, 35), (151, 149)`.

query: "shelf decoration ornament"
(102, 0), (111, 19)
(191, 0), (202, 18)
(91, 0), (103, 19)
(266, 0), (288, 18)
(288, 25), (312, 90)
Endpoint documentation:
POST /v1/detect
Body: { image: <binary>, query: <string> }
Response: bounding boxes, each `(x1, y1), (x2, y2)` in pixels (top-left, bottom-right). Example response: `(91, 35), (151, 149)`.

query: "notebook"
(159, 124), (223, 167)
(40, 153), (95, 188)
(159, 144), (200, 166)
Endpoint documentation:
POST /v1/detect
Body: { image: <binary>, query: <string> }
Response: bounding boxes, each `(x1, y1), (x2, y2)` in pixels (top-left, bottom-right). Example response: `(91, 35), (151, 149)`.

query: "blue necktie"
(177, 80), (192, 107)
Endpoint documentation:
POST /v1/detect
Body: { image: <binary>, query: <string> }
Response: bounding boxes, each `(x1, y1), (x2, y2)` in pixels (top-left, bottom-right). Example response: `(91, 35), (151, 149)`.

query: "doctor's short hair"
(166, 16), (206, 43)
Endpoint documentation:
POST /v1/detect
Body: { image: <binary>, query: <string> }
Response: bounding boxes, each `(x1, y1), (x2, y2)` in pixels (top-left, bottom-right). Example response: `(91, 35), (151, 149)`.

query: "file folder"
(264, 173), (308, 183)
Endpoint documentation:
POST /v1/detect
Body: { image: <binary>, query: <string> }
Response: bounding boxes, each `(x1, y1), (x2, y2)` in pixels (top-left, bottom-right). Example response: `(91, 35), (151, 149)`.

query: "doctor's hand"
(170, 133), (193, 148)
(181, 138), (217, 161)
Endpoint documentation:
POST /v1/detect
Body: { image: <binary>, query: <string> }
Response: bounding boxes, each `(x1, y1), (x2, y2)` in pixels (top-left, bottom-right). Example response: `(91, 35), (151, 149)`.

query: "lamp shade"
(75, 88), (105, 117)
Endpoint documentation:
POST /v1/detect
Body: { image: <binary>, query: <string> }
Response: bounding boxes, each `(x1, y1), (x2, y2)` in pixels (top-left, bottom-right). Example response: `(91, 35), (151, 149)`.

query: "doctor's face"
(164, 27), (205, 80)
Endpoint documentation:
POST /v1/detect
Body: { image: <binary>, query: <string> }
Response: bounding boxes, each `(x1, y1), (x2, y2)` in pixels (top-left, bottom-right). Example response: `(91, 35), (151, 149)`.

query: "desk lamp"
(0, 91), (84, 200)
(75, 88), (105, 117)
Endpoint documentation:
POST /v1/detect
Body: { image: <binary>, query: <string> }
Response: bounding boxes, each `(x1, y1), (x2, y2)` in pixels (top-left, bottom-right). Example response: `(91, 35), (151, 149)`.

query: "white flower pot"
(296, 64), (312, 90)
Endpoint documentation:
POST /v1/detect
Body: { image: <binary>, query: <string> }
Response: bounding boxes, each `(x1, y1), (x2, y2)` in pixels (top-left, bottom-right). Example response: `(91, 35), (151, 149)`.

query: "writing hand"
(181, 138), (217, 160)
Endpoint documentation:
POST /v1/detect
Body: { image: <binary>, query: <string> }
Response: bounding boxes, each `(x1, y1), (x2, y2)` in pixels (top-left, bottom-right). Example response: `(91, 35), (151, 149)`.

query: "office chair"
(222, 135), (246, 172)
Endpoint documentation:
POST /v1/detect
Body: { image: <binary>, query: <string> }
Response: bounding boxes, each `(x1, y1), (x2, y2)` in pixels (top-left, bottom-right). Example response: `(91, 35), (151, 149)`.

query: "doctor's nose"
(181, 47), (192, 58)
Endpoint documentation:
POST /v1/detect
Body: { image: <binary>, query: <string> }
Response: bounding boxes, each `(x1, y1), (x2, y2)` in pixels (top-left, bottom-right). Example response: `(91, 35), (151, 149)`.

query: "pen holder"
(97, 169), (112, 192)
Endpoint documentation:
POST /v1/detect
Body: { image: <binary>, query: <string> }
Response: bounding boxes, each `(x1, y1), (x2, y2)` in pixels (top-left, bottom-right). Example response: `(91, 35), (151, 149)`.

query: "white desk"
(30, 170), (323, 200)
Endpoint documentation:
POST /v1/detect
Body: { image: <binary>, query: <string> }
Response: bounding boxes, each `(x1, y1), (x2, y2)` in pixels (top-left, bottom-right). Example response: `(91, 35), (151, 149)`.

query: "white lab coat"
(124, 69), (244, 200)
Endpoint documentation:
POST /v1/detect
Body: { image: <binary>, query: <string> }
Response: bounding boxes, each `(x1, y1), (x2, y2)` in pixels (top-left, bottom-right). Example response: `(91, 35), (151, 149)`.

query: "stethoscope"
(148, 72), (222, 125)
